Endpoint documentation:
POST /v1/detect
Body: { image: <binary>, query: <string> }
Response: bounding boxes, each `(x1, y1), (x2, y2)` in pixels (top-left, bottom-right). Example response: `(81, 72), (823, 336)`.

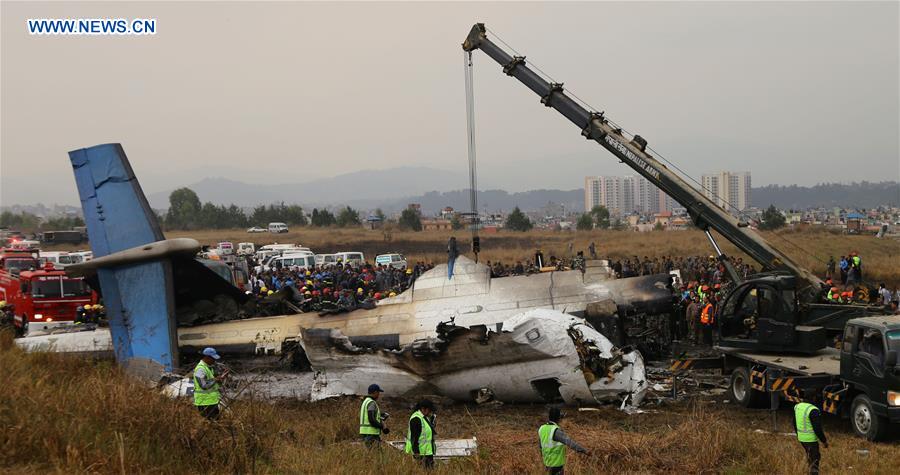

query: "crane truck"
(462, 23), (896, 440)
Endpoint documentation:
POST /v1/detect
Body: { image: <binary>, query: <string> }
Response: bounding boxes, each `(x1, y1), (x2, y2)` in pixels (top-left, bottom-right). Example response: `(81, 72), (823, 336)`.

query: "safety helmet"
(389, 292), (397, 297)
(714, 284), (721, 289)
(702, 285), (710, 291)
(830, 287), (839, 292)
(374, 293), (382, 300)
(84, 304), (93, 310)
(312, 290), (320, 296)
(306, 280), (313, 286)
(304, 291), (312, 296)
(357, 288), (363, 294)
(261, 287), (268, 293)
(305, 271), (311, 276)
(406, 269), (413, 274)
(267, 290), (274, 296)
(0, 300), (6, 307)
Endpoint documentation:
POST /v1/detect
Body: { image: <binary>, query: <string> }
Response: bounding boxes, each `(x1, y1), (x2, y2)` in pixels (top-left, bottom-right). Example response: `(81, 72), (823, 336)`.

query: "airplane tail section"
(69, 144), (178, 378)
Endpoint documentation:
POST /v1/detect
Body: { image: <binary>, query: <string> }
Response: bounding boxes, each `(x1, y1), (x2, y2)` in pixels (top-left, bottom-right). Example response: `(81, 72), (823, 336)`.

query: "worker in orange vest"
(699, 297), (715, 345)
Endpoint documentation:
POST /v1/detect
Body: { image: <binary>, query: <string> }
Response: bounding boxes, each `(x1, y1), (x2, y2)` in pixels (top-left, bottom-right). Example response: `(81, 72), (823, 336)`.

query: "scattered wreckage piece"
(301, 309), (648, 407)
(387, 438), (478, 459)
(14, 325), (114, 357)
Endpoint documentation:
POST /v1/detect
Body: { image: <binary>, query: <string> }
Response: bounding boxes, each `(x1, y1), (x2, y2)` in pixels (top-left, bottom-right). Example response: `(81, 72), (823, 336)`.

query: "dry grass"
(1, 332), (898, 474)
(147, 227), (898, 287)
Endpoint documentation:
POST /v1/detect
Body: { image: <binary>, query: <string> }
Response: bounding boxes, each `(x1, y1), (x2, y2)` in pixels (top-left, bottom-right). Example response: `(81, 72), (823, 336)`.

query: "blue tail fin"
(69, 144), (178, 377)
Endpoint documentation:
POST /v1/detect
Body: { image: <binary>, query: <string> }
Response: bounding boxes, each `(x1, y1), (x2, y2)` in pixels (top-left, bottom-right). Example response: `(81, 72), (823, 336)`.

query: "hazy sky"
(2, 1), (898, 206)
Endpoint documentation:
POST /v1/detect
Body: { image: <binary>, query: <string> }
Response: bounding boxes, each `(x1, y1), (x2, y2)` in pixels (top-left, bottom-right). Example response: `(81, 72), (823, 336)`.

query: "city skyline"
(584, 175), (677, 216)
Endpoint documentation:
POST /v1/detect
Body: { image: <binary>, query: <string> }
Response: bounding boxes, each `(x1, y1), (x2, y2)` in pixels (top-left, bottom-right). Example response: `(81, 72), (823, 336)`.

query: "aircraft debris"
(301, 309), (648, 408)
(387, 438), (478, 459)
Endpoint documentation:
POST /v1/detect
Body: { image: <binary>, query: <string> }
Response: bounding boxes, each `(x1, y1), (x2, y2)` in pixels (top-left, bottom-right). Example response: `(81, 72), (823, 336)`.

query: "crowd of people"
(246, 258), (436, 314)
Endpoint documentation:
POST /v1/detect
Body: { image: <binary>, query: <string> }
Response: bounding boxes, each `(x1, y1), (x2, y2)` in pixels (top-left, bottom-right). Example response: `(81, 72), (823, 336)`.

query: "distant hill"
(146, 166), (468, 209)
(359, 189), (584, 214)
(145, 170), (898, 215)
(751, 181), (899, 209)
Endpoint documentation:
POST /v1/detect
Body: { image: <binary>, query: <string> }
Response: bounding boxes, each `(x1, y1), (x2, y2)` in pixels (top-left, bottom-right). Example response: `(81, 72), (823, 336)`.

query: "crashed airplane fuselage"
(302, 309), (649, 406)
(174, 255), (675, 360)
(17, 255), (676, 366)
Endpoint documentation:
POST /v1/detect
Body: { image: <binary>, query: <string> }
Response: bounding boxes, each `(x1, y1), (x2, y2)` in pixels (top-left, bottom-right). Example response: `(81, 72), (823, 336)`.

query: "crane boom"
(462, 24), (822, 295)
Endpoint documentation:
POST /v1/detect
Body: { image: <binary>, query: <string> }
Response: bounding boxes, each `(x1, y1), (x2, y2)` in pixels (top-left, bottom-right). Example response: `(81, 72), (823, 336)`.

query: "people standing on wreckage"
(405, 399), (437, 469)
(538, 407), (589, 475)
(447, 236), (459, 280)
(359, 384), (390, 447)
(193, 347), (229, 420)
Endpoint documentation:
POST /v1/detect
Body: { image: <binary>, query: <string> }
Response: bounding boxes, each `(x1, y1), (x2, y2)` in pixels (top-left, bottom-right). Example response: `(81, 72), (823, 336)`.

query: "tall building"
(700, 172), (751, 212)
(584, 175), (674, 214)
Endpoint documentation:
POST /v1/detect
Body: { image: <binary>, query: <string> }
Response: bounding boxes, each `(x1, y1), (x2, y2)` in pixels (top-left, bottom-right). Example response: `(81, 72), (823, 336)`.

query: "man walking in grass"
(193, 347), (228, 420)
(795, 390), (828, 475)
(538, 407), (589, 474)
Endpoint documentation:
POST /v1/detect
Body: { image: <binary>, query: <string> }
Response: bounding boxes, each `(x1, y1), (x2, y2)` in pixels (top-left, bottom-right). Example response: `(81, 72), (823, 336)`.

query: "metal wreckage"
(15, 143), (676, 408)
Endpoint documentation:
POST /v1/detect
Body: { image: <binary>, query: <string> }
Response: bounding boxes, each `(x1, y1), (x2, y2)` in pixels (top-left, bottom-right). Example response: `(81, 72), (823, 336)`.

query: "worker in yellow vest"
(538, 407), (589, 474)
(405, 399), (436, 468)
(193, 347), (229, 420)
(359, 384), (389, 446)
(795, 391), (828, 475)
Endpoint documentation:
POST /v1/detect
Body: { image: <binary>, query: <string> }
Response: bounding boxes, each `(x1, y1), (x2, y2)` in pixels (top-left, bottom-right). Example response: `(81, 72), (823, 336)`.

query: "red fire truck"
(0, 249), (94, 335)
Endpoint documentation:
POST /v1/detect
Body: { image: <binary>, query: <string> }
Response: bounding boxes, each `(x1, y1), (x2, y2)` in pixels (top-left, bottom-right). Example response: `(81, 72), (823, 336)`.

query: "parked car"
(69, 250), (93, 263)
(216, 242), (234, 256)
(375, 253), (408, 269)
(333, 252), (365, 266)
(237, 242), (256, 256)
(247, 226), (267, 233)
(39, 251), (76, 268)
(315, 254), (336, 266)
(268, 222), (289, 234)
(268, 253), (316, 272)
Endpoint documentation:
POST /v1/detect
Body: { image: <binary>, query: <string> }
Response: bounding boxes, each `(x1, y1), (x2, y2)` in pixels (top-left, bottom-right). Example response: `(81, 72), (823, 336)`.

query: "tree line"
(0, 211), (85, 231)
(163, 187), (364, 230)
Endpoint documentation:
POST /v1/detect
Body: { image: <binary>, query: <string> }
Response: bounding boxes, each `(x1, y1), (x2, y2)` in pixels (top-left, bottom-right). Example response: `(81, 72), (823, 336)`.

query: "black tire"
(730, 366), (769, 408)
(851, 394), (889, 441)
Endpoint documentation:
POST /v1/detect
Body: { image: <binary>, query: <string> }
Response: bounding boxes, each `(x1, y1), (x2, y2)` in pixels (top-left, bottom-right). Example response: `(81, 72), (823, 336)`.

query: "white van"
(333, 252), (365, 266)
(39, 251), (76, 268)
(70, 250), (94, 263)
(216, 242), (234, 256)
(268, 222), (289, 234)
(271, 254), (316, 271)
(258, 243), (305, 254)
(315, 254), (337, 266)
(375, 253), (408, 269)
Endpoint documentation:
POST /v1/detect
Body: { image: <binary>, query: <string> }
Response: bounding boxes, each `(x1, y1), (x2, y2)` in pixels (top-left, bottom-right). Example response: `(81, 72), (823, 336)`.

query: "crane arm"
(462, 23), (821, 293)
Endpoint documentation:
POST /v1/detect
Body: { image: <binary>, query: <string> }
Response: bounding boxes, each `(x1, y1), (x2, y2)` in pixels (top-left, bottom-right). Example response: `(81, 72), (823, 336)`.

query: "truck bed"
(716, 346), (841, 377)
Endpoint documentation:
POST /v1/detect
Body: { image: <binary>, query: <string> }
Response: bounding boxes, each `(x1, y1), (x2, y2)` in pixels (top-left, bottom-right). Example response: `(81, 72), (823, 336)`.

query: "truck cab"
(718, 274), (878, 354)
(839, 315), (900, 440)
(4, 263), (94, 335)
(717, 274), (827, 353)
